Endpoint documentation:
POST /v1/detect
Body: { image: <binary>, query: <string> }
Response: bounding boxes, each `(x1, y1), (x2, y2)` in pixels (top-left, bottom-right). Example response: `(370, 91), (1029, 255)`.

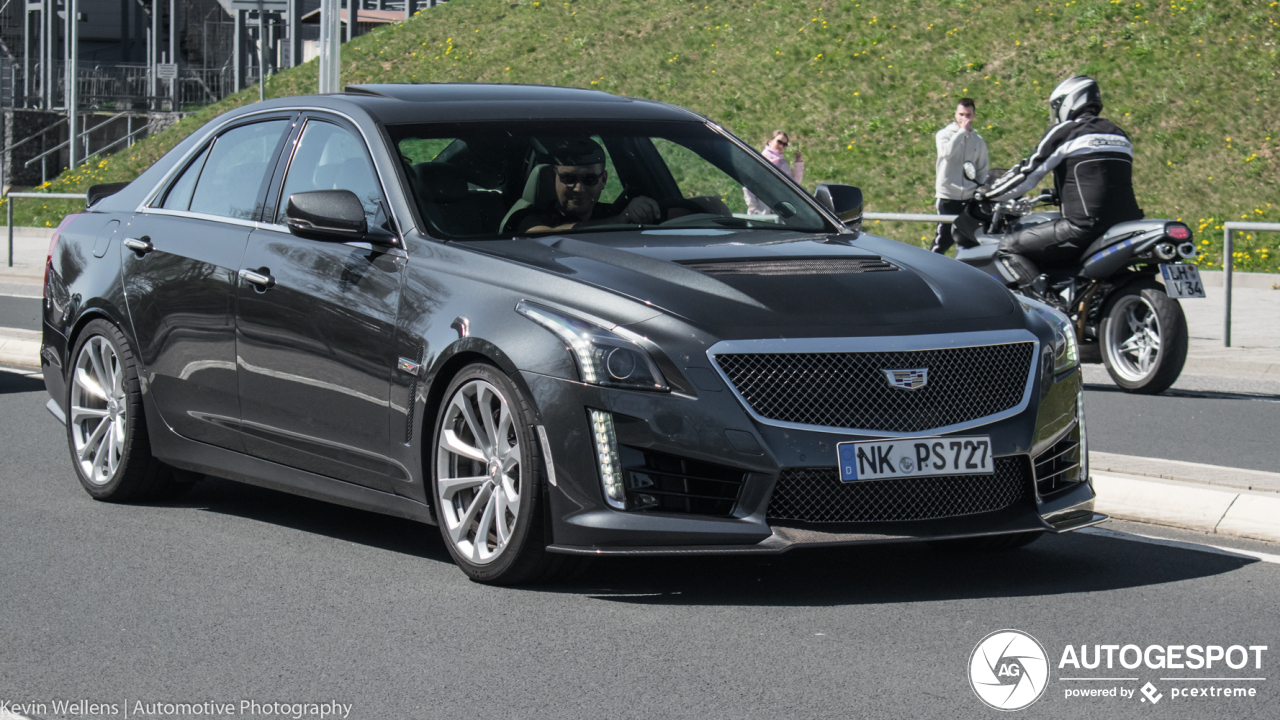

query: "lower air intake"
(618, 446), (746, 516)
(767, 456), (1029, 523)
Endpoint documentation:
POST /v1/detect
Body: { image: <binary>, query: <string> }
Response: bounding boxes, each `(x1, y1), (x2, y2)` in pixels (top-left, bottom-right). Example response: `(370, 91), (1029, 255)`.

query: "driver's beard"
(561, 197), (596, 220)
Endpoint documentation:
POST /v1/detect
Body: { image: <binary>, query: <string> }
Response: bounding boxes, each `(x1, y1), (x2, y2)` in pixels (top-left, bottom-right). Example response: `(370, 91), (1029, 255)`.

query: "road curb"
(1091, 451), (1280, 494)
(1092, 471), (1280, 544)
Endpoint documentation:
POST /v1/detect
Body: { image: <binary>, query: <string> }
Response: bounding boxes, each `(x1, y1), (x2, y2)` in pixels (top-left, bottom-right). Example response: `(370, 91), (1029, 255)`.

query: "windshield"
(388, 120), (834, 240)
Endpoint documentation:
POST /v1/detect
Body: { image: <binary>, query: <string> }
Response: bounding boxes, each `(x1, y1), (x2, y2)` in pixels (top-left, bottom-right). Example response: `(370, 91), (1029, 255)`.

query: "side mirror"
(814, 183), (863, 231)
(285, 190), (369, 242)
(963, 161), (977, 182)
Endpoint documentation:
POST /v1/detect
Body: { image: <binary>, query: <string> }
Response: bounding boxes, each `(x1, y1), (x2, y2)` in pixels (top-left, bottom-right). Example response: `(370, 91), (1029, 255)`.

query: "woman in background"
(745, 130), (804, 215)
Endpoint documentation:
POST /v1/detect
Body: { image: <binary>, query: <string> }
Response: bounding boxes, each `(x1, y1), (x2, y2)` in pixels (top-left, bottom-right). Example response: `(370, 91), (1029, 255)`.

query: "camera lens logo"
(969, 629), (1050, 711)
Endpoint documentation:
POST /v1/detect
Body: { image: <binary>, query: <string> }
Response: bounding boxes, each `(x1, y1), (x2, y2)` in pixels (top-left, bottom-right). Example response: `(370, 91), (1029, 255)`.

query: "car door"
(234, 114), (407, 492)
(119, 115), (294, 451)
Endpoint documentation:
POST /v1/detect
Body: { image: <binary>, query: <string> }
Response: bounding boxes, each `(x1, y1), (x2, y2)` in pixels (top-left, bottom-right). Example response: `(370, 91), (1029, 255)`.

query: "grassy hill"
(9, 0), (1279, 271)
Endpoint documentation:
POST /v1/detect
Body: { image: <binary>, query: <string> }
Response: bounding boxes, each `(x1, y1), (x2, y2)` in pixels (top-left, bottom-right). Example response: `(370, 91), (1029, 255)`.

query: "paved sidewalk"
(1, 226), (55, 283)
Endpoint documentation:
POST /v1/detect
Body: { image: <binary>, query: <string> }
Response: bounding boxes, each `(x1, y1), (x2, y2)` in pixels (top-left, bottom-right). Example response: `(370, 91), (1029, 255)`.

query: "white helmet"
(1049, 76), (1102, 125)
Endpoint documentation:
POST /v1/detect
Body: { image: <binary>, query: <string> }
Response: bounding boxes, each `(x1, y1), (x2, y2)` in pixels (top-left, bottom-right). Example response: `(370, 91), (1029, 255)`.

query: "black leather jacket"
(987, 113), (1143, 229)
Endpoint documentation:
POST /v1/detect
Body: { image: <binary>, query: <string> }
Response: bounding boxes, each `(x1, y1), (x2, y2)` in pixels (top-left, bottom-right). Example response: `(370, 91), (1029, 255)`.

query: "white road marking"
(1081, 526), (1280, 565)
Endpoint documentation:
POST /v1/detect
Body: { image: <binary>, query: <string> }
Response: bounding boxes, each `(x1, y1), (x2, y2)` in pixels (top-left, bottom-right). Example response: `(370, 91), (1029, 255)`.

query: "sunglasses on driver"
(556, 172), (604, 187)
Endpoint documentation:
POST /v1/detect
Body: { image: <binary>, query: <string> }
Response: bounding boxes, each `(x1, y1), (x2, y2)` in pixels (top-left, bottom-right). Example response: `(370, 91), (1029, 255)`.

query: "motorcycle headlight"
(517, 301), (669, 392)
(1020, 297), (1079, 374)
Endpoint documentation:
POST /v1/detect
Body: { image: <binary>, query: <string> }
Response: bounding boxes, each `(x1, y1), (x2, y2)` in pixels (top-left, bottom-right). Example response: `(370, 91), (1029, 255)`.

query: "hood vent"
(683, 257), (898, 276)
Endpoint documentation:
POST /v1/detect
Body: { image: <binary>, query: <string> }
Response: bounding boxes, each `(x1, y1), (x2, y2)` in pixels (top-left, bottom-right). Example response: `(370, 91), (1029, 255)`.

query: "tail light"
(45, 213), (79, 293)
(1165, 223), (1192, 241)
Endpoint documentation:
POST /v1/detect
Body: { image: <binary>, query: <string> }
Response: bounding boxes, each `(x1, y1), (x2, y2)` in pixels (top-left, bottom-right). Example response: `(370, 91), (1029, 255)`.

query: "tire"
(65, 319), (179, 502)
(929, 531), (1044, 553)
(1099, 278), (1188, 394)
(430, 363), (574, 585)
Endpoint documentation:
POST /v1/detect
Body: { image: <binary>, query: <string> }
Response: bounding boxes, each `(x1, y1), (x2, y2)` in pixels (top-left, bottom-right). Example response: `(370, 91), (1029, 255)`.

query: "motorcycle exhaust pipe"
(1154, 242), (1178, 261)
(1177, 242), (1197, 258)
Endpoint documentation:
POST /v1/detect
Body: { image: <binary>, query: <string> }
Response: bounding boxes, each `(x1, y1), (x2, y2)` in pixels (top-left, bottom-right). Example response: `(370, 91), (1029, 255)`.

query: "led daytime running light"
(590, 410), (626, 509)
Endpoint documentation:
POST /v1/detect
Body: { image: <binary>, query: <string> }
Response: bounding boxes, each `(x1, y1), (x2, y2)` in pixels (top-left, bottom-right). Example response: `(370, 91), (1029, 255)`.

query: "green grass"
(8, 0), (1279, 271)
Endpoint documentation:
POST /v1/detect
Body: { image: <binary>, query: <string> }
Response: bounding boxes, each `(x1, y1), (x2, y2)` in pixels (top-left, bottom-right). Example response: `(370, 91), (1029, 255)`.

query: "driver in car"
(518, 138), (662, 233)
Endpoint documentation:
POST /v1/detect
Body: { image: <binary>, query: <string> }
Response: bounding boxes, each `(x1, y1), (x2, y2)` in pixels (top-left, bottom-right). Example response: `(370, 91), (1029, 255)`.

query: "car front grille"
(766, 456), (1030, 524)
(713, 342), (1035, 432)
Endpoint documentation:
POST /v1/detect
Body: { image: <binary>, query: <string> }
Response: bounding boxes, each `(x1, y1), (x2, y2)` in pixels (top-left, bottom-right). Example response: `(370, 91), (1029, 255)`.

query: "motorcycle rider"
(981, 76), (1144, 295)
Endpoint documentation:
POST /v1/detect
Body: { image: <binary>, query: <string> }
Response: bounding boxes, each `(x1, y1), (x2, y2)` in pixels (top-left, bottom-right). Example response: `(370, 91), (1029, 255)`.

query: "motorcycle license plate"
(837, 437), (994, 482)
(1160, 264), (1206, 299)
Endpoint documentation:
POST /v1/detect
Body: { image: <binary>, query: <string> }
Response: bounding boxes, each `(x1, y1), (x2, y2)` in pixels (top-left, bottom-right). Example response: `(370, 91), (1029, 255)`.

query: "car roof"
(239, 83), (708, 125)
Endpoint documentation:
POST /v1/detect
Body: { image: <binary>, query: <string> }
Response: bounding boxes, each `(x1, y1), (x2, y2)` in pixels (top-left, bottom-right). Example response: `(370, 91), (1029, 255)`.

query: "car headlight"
(1020, 297), (1079, 374)
(517, 301), (669, 392)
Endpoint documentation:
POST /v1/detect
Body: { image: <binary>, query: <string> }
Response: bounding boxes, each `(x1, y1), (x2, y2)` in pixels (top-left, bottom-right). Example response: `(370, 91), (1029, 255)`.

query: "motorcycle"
(951, 163), (1204, 395)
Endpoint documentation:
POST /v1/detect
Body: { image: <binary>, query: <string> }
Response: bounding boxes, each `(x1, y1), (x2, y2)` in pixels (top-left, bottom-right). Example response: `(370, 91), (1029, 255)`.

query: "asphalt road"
(1, 371), (1277, 720)
(0, 295), (41, 331)
(1083, 384), (1280, 473)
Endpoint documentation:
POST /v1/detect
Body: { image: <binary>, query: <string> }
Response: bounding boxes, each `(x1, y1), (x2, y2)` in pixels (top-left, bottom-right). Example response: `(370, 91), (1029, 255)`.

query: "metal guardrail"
(1222, 221), (1280, 348)
(5, 192), (85, 268)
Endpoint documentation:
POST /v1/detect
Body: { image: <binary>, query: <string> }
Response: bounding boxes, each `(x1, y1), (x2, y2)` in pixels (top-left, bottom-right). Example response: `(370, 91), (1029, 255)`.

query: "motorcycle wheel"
(1099, 278), (1188, 394)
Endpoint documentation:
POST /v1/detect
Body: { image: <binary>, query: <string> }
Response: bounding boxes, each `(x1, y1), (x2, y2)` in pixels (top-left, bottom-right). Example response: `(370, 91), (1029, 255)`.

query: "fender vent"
(404, 344), (425, 444)
(683, 257), (897, 276)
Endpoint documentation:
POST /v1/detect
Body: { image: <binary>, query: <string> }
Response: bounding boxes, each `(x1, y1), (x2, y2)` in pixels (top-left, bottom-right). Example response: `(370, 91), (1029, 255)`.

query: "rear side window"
(189, 120), (289, 220)
(161, 145), (210, 211)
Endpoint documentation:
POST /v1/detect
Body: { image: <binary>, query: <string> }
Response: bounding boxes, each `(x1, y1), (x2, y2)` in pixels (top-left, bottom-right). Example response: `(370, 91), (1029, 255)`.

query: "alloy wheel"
(70, 335), (127, 485)
(435, 379), (523, 565)
(1105, 295), (1162, 382)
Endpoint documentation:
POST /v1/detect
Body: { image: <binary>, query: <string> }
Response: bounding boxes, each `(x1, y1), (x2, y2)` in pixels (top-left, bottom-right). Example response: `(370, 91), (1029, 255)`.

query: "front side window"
(188, 120), (289, 220)
(276, 120), (385, 226)
(387, 120), (833, 241)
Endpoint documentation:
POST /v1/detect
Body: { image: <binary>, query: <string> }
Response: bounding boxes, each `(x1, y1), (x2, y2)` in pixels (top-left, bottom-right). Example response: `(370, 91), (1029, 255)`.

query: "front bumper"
(524, 362), (1096, 555)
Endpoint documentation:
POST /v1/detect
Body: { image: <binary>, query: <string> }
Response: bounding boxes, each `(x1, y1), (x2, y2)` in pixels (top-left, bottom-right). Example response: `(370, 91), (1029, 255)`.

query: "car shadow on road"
(155, 476), (453, 564)
(0, 368), (45, 394)
(537, 531), (1262, 606)
(147, 476), (1259, 606)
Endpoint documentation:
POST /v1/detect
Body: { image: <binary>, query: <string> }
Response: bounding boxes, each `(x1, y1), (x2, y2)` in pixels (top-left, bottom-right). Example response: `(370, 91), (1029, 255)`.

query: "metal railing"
(860, 213), (1279, 349)
(6, 63), (235, 111)
(1222, 222), (1280, 348)
(4, 192), (84, 268)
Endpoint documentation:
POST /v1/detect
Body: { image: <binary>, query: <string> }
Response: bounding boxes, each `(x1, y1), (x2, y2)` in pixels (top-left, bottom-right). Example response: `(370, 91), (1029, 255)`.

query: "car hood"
(458, 229), (1021, 339)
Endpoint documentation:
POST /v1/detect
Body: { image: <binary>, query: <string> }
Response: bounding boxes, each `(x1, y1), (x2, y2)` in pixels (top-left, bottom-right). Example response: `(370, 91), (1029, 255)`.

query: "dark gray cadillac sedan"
(41, 84), (1102, 583)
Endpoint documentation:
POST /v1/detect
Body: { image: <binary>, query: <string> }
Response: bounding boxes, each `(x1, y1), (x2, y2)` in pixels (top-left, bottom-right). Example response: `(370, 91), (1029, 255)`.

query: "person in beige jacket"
(933, 98), (989, 254)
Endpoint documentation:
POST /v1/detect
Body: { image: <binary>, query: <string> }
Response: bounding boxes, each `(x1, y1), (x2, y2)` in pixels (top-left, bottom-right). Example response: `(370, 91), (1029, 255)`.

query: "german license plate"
(1160, 264), (1206, 299)
(837, 436), (994, 482)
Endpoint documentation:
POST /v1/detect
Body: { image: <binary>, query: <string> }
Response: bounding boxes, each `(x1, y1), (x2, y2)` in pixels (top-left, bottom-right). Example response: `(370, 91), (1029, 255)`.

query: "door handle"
(122, 237), (153, 256)
(239, 268), (275, 291)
